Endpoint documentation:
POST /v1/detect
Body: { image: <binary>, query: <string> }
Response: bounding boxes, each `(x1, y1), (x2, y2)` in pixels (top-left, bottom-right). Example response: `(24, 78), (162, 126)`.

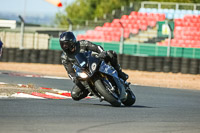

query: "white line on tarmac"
(11, 93), (46, 99)
(45, 92), (72, 99)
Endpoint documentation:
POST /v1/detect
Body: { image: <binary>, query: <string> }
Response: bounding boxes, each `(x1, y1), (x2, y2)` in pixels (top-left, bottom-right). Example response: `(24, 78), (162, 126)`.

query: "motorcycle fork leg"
(114, 78), (127, 102)
(87, 80), (101, 98)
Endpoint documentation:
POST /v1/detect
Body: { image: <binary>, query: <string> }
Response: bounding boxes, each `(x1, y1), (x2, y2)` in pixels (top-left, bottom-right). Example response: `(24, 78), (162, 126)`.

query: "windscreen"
(75, 53), (87, 68)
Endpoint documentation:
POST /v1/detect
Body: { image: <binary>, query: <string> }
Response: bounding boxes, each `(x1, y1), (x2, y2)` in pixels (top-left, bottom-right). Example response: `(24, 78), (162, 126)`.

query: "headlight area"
(77, 72), (88, 79)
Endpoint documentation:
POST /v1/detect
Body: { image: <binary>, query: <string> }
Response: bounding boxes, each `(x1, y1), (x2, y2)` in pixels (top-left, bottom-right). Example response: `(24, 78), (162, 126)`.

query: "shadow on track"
(76, 102), (154, 108)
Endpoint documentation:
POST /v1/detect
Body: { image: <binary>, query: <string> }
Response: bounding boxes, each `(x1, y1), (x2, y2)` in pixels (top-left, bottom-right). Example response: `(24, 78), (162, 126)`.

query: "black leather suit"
(61, 40), (120, 101)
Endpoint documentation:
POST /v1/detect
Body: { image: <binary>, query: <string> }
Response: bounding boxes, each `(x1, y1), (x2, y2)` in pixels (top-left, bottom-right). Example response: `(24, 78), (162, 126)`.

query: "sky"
(0, 0), (75, 17)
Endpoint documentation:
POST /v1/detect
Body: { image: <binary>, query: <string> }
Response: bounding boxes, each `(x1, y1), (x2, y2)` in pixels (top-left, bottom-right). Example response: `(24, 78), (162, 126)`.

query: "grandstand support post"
(119, 22), (124, 54)
(112, 10), (115, 19)
(103, 14), (107, 19)
(85, 20), (89, 26)
(67, 18), (73, 31)
(69, 24), (72, 31)
(19, 15), (24, 49)
(166, 21), (172, 57)
(130, 2), (133, 8)
(121, 6), (124, 11)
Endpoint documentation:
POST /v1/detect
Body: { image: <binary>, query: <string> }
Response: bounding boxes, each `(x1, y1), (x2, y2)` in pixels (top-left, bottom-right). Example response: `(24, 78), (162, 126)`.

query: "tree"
(55, 0), (200, 27)
(56, 0), (99, 27)
(55, 0), (129, 27)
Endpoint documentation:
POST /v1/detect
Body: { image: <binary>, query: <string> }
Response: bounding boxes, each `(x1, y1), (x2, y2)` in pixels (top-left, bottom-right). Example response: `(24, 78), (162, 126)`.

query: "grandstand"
(158, 15), (200, 48)
(76, 1), (200, 49)
(77, 11), (165, 42)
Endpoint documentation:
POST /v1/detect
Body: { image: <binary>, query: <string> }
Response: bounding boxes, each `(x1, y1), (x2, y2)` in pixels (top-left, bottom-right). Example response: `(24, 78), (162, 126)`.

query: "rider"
(59, 31), (128, 101)
(0, 38), (3, 58)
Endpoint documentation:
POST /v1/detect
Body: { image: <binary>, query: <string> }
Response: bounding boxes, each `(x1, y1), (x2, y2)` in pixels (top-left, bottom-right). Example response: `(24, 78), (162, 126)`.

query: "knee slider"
(71, 91), (81, 101)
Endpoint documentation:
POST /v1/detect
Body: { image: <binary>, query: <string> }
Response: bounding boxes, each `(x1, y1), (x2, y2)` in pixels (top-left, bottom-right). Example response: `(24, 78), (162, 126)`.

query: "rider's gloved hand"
(98, 51), (107, 59)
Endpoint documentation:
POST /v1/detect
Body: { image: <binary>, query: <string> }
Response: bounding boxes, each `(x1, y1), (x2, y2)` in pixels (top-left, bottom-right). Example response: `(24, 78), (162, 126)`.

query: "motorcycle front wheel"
(94, 79), (121, 107)
(122, 89), (136, 106)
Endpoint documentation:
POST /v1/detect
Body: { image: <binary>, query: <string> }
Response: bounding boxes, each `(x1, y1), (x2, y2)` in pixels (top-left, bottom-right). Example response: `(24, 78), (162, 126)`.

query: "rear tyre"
(122, 89), (136, 106)
(94, 79), (121, 107)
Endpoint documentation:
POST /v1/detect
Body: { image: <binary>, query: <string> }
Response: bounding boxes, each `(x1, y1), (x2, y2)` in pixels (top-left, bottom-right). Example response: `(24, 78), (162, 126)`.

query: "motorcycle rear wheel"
(94, 79), (121, 107)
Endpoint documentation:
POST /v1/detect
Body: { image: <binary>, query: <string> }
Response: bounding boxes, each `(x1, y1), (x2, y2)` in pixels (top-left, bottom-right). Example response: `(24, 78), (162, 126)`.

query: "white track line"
(0, 82), (7, 85)
(52, 89), (70, 93)
(45, 92), (72, 99)
(0, 96), (9, 98)
(11, 93), (46, 99)
(42, 76), (69, 79)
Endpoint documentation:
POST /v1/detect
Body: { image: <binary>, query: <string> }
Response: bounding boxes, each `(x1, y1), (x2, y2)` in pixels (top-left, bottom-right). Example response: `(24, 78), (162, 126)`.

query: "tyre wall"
(1, 48), (200, 74)
(118, 54), (200, 75)
(0, 48), (62, 64)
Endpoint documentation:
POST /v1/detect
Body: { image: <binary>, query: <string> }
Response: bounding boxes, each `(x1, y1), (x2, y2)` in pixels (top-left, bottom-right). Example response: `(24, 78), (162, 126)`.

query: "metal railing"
(141, 1), (200, 10)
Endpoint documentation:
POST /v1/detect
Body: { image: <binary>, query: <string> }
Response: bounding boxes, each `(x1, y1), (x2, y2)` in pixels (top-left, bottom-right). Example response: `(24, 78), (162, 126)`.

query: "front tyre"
(94, 79), (121, 107)
(122, 89), (136, 106)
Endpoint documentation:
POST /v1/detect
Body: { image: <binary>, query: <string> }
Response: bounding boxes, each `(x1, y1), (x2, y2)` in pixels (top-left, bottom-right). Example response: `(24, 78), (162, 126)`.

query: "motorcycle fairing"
(74, 51), (101, 77)
(99, 61), (126, 100)
(99, 61), (118, 78)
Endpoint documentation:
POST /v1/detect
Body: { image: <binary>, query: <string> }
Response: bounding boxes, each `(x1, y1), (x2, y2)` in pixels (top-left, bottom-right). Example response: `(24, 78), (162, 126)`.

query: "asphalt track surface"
(0, 71), (200, 133)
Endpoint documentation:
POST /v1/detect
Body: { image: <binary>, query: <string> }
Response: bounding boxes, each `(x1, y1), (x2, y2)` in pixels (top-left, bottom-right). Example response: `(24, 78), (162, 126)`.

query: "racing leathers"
(61, 40), (128, 101)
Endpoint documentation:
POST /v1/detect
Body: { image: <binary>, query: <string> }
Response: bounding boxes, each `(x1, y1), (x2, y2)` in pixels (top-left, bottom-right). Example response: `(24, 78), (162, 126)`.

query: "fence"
(49, 38), (200, 59)
(141, 1), (200, 10)
(0, 31), (49, 49)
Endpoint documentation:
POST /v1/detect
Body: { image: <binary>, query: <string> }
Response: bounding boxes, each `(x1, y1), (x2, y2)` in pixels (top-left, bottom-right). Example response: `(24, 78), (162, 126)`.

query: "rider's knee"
(71, 91), (81, 101)
(107, 50), (117, 59)
(71, 85), (89, 101)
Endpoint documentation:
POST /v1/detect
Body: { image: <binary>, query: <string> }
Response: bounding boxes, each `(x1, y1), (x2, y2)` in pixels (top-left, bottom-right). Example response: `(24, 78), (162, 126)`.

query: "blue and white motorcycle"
(73, 51), (136, 107)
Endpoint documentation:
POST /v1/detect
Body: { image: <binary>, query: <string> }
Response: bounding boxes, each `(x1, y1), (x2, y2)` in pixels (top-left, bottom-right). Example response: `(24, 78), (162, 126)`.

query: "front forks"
(101, 74), (127, 102)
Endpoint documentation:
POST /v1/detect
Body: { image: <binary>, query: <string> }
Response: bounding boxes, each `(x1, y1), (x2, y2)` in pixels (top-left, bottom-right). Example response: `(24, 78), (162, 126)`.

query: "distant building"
(0, 19), (16, 29)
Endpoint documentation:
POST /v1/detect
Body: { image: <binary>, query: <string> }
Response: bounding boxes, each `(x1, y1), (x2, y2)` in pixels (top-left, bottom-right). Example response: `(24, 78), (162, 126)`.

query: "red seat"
(174, 19), (184, 27)
(120, 19), (129, 24)
(171, 39), (178, 45)
(125, 24), (133, 29)
(104, 36), (112, 42)
(130, 28), (139, 34)
(77, 35), (85, 40)
(139, 24), (147, 31)
(124, 32), (130, 38)
(103, 22), (111, 27)
(122, 23), (128, 28)
(121, 15), (129, 20)
(95, 26), (102, 31)
(112, 36), (120, 42)
(158, 14), (165, 21)
(112, 19), (120, 23)
(111, 22), (121, 28)
(132, 24), (139, 29)
(138, 12), (148, 18)
(148, 20), (157, 27)
(112, 27), (121, 32)
(129, 11), (138, 16)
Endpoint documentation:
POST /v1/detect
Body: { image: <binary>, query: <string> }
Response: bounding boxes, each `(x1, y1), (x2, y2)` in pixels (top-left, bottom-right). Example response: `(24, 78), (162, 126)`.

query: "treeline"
(55, 0), (200, 27)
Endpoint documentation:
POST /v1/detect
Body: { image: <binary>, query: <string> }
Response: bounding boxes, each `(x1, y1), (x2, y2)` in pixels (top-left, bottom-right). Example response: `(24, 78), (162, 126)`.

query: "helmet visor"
(62, 42), (69, 50)
(61, 41), (75, 52)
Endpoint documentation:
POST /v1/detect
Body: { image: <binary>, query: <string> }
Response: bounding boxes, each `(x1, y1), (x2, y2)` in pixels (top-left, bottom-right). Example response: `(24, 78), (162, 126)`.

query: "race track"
(0, 71), (200, 133)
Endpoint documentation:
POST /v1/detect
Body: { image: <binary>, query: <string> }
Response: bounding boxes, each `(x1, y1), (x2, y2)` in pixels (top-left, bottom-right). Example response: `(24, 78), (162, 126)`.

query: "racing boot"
(114, 64), (129, 81)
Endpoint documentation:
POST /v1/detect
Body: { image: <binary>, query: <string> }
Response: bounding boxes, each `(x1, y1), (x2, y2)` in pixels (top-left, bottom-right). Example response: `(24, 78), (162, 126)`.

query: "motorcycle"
(73, 51), (136, 107)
